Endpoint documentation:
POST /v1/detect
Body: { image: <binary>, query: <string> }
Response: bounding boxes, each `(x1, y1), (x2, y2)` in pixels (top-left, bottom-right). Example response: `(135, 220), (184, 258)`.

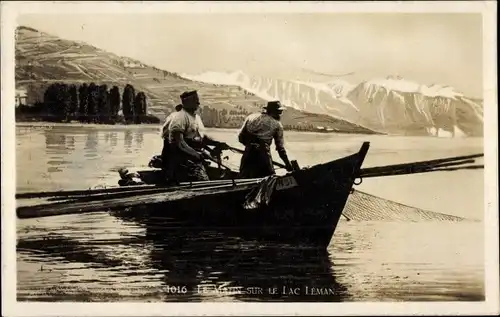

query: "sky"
(18, 13), (483, 97)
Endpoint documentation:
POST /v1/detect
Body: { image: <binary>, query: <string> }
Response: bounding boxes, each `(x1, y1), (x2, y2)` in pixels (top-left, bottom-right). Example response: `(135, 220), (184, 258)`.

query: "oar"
(431, 165), (484, 172)
(16, 178), (258, 200)
(359, 153), (483, 177)
(359, 158), (477, 178)
(361, 164), (484, 178)
(202, 150), (238, 173)
(16, 181), (261, 219)
(44, 178), (264, 203)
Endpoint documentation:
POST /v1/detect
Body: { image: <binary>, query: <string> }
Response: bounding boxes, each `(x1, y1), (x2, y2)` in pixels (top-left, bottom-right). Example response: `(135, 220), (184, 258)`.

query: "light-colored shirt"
(239, 112), (285, 151)
(161, 111), (177, 140)
(167, 109), (205, 143)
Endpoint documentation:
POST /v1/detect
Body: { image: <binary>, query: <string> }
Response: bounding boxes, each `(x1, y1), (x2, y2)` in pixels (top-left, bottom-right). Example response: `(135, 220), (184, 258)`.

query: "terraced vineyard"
(15, 26), (376, 134)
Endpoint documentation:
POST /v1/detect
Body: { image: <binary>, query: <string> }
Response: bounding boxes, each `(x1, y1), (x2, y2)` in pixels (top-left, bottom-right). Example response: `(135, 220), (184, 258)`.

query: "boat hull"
(116, 142), (370, 249)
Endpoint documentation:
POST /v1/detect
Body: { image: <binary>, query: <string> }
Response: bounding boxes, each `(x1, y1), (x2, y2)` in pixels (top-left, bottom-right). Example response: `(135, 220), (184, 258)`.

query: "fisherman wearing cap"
(238, 101), (294, 178)
(167, 90), (229, 182)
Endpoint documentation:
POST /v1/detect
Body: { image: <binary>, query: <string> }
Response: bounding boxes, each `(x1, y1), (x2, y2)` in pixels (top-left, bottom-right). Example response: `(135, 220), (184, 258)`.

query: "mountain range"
(183, 71), (484, 137)
(15, 26), (483, 136)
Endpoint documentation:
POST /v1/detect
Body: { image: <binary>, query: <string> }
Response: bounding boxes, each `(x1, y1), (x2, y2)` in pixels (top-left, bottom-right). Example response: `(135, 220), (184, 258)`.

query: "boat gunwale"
(16, 142), (371, 221)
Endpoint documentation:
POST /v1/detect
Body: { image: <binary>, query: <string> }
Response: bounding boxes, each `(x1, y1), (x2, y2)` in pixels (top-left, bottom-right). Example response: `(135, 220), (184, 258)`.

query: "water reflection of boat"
(116, 218), (350, 302)
(17, 233), (127, 268)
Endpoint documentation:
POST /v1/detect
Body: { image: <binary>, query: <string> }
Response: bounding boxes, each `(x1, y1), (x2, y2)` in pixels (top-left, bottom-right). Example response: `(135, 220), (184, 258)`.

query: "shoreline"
(15, 121), (162, 129)
(14, 121), (483, 139)
(14, 121), (244, 133)
(14, 121), (362, 135)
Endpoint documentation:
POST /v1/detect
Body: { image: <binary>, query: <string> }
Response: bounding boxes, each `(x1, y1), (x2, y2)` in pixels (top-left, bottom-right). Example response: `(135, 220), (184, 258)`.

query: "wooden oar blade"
(16, 177), (263, 200)
(359, 153), (483, 178)
(361, 164), (484, 178)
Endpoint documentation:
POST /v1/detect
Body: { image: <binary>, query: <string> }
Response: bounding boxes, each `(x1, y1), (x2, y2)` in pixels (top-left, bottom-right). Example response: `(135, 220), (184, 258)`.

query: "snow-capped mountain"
(347, 77), (484, 136)
(183, 71), (484, 137)
(183, 70), (363, 126)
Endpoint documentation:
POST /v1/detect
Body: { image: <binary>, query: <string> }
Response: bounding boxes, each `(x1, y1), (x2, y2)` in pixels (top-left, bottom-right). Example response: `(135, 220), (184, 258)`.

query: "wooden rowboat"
(16, 140), (483, 249)
(17, 142), (371, 249)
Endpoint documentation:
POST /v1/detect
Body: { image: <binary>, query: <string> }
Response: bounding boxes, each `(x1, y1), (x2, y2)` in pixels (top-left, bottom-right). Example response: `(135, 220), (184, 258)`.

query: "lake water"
(15, 123), (485, 302)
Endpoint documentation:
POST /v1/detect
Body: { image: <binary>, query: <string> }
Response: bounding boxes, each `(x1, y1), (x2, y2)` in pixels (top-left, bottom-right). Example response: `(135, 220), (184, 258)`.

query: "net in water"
(344, 189), (472, 222)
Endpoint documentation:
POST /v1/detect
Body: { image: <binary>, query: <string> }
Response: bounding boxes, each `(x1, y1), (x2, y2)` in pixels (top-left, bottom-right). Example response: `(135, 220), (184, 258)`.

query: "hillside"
(14, 26), (377, 134)
(185, 71), (484, 137)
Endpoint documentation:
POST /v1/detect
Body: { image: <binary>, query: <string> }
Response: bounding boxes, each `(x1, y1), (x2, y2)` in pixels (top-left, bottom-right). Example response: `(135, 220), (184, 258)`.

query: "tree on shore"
(21, 81), (157, 125)
(97, 84), (110, 123)
(58, 83), (71, 121)
(122, 84), (135, 123)
(42, 82), (69, 122)
(68, 84), (78, 120)
(87, 82), (98, 122)
(109, 85), (121, 120)
(42, 84), (56, 121)
(133, 91), (147, 123)
(140, 92), (147, 116)
(78, 83), (89, 122)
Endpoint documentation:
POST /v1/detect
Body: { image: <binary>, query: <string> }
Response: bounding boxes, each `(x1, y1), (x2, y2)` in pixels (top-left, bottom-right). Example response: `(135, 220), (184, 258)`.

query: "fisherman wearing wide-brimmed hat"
(166, 90), (229, 183)
(263, 100), (285, 113)
(238, 100), (294, 178)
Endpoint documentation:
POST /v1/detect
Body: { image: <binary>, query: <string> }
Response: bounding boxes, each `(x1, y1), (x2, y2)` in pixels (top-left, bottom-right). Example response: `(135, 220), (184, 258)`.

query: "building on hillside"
(15, 84), (43, 107)
(123, 61), (145, 68)
(15, 88), (28, 107)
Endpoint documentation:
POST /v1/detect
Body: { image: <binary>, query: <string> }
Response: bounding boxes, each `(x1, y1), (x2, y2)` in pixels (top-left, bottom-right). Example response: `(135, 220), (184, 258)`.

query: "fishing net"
(344, 189), (473, 222)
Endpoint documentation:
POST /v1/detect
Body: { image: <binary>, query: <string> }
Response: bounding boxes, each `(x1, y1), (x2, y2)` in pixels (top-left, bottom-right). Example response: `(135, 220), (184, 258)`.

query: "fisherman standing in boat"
(167, 90), (229, 183)
(159, 103), (183, 180)
(162, 104), (183, 140)
(238, 101), (294, 178)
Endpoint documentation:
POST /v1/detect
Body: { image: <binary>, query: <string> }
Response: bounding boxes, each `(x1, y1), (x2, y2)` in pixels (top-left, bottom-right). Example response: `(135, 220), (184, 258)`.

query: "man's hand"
(198, 149), (212, 161)
(192, 152), (203, 161)
(278, 148), (294, 172)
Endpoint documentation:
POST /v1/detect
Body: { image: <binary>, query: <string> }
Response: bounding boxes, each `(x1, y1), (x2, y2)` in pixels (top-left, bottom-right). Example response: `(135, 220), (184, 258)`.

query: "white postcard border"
(1, 1), (498, 316)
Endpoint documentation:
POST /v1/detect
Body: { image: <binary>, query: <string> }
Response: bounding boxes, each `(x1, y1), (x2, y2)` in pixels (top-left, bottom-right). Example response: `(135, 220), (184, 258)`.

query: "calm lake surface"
(15, 123), (485, 302)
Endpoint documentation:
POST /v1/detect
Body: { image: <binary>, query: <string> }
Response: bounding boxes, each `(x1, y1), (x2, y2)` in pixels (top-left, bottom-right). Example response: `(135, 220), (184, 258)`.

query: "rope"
(344, 189), (472, 222)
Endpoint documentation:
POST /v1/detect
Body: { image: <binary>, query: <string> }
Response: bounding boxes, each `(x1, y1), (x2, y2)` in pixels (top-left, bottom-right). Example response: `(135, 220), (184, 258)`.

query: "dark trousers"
(239, 144), (275, 179)
(161, 138), (173, 183)
(161, 139), (170, 169)
(167, 146), (210, 183)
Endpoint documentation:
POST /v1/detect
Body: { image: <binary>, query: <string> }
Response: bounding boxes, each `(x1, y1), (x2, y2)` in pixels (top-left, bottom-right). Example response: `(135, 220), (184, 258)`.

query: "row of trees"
(35, 82), (156, 124)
